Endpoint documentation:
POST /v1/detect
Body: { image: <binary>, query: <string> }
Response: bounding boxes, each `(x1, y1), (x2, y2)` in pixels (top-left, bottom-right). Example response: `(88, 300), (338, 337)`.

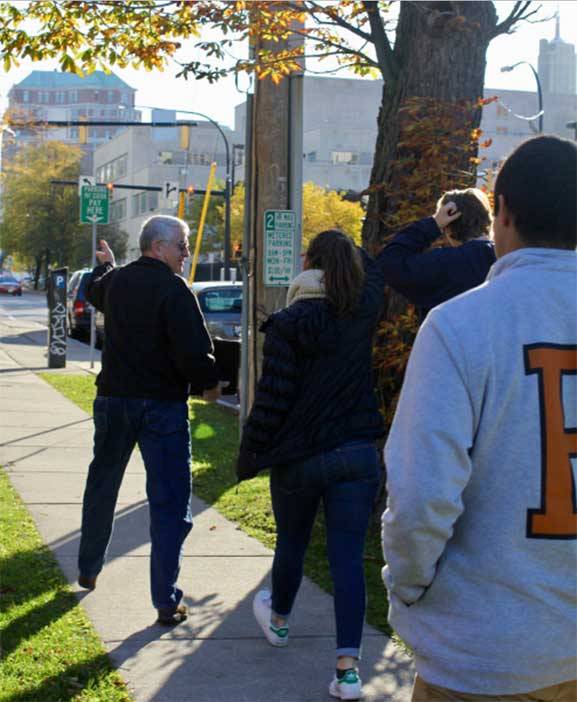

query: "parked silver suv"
(191, 282), (242, 341)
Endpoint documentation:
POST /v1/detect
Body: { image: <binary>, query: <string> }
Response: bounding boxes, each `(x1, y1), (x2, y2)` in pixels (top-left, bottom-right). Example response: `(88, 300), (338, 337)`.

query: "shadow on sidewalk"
(0, 418), (93, 448)
(0, 329), (45, 346)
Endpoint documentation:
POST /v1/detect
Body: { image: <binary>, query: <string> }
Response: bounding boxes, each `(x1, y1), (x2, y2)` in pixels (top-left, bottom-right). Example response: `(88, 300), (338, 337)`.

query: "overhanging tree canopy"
(1, 1), (542, 246)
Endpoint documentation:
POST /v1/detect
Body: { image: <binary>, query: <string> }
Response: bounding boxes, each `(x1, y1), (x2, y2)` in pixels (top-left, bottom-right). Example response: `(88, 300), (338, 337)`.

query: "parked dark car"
(191, 282), (242, 395)
(66, 269), (92, 339)
(0, 274), (23, 296)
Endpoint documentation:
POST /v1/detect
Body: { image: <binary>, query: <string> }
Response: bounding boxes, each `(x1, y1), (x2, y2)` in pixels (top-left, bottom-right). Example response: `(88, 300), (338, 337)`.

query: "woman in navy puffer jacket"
(236, 229), (388, 701)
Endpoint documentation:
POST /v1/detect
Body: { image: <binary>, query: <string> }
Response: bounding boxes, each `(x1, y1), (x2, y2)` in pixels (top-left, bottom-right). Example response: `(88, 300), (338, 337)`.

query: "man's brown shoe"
(157, 603), (188, 626)
(78, 574), (97, 590)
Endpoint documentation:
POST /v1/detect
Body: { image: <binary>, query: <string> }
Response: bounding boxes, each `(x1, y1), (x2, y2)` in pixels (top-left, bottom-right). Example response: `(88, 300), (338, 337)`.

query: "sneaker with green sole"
(252, 590), (289, 647)
(329, 668), (362, 700)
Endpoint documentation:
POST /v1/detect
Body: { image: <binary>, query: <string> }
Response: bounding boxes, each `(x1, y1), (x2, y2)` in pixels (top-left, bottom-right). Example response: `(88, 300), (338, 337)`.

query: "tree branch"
(362, 0), (398, 82)
(491, 1), (543, 37)
(288, 27), (377, 68)
(305, 0), (373, 43)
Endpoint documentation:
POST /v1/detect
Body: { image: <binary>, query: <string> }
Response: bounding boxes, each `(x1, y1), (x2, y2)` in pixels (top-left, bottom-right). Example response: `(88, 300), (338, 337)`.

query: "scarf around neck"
(286, 268), (326, 306)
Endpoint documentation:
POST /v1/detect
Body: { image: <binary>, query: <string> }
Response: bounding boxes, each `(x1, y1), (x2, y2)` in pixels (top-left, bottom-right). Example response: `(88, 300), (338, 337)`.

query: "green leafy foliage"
(0, 141), (128, 271)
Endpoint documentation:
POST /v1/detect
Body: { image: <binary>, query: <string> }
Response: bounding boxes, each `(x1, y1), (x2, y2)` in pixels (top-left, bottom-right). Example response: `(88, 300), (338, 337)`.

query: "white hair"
(139, 215), (189, 253)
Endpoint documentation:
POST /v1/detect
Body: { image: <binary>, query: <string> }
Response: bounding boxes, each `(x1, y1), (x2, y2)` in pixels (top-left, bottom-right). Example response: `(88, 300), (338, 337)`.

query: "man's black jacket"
(379, 217), (496, 317)
(86, 257), (218, 401)
(236, 254), (387, 481)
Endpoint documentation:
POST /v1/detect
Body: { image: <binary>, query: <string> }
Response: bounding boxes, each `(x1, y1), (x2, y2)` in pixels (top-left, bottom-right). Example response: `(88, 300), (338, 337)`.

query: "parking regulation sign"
(80, 185), (109, 225)
(264, 210), (295, 287)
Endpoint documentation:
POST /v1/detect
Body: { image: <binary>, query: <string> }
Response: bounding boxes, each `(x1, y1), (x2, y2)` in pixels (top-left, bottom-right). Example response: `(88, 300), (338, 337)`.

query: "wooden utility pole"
(243, 20), (303, 415)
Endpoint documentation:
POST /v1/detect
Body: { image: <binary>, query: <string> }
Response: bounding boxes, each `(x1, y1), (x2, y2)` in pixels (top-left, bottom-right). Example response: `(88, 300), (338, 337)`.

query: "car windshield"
(0, 275), (18, 284)
(198, 288), (242, 314)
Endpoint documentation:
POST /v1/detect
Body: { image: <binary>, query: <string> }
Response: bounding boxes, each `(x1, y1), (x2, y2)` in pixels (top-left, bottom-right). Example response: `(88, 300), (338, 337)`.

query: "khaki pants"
(412, 675), (577, 702)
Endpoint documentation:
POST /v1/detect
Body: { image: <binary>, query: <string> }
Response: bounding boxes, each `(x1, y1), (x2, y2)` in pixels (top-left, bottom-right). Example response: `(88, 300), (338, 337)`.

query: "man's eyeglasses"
(157, 239), (189, 253)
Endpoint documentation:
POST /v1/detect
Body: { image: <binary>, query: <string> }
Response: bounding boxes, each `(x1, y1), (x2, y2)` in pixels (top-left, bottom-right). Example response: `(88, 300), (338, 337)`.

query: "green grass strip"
(0, 468), (132, 702)
(39, 373), (391, 635)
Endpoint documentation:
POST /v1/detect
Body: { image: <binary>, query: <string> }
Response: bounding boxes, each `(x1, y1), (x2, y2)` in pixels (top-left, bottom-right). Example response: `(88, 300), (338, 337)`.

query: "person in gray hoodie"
(382, 134), (576, 701)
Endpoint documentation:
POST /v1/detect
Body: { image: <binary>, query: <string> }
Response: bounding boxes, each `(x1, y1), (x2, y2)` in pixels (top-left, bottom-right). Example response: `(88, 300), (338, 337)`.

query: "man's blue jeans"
(78, 397), (192, 609)
(269, 441), (380, 658)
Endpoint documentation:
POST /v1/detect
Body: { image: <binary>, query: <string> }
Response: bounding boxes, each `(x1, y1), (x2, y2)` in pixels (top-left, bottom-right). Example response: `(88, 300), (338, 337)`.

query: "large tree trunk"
(363, 2), (498, 517)
(363, 1), (496, 249)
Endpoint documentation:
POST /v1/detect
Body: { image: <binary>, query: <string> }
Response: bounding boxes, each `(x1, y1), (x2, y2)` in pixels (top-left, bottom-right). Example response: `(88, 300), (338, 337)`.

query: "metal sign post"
(264, 210), (296, 287)
(79, 181), (109, 368)
(47, 268), (68, 368)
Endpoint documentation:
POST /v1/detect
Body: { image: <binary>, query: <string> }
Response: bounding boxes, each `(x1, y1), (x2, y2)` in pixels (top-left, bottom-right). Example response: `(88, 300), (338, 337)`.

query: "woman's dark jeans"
(269, 441), (380, 658)
(78, 397), (192, 610)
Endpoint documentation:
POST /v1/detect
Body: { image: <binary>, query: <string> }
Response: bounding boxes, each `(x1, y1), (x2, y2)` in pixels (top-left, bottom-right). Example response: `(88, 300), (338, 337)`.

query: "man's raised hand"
(96, 239), (116, 266)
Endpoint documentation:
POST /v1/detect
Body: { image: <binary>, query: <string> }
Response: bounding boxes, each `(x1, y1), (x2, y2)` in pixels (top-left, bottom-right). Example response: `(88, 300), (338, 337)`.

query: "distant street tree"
(1, 141), (82, 285)
(0, 141), (128, 283)
(302, 182), (364, 248)
(225, 181), (364, 254)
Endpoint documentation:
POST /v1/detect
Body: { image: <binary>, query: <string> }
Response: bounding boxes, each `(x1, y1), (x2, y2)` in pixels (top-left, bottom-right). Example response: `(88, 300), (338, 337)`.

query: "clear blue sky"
(1, 1), (575, 129)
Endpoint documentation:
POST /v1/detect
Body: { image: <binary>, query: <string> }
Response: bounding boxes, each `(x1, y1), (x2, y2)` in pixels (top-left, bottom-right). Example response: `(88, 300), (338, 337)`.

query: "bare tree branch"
(305, 0), (373, 43)
(491, 1), (543, 38)
(287, 26), (377, 68)
(362, 0), (398, 82)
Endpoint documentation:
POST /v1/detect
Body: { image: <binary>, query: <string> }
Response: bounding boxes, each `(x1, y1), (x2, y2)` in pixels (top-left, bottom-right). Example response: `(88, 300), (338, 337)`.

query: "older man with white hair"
(78, 215), (219, 626)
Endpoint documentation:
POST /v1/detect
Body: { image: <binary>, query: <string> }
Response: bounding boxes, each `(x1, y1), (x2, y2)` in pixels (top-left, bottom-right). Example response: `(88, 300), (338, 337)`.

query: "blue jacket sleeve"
(374, 217), (459, 306)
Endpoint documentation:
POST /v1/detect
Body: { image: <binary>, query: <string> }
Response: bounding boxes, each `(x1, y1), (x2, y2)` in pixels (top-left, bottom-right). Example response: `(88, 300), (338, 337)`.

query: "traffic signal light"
(180, 125), (190, 150)
(78, 116), (88, 144)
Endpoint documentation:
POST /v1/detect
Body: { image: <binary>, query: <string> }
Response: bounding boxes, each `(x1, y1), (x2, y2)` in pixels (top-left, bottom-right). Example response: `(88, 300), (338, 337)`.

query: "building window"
(307, 151), (317, 162)
(55, 91), (65, 104)
(69, 90), (78, 103)
(115, 154), (128, 178)
(330, 151), (358, 165)
(148, 191), (159, 211)
(98, 154), (129, 183)
(22, 90), (29, 103)
(110, 198), (127, 222)
(132, 192), (148, 216)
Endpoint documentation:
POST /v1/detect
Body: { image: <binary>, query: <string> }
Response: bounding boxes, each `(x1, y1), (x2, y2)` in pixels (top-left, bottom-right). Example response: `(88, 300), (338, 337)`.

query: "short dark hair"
(494, 136), (577, 250)
(438, 188), (492, 242)
(306, 230), (364, 317)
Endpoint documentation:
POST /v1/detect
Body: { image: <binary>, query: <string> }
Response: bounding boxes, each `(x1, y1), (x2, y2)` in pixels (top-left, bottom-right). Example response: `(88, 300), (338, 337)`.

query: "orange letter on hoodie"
(525, 344), (577, 539)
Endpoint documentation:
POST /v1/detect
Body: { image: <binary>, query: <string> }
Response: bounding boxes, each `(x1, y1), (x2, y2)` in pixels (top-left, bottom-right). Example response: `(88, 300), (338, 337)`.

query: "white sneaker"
(329, 669), (363, 700)
(252, 590), (289, 647)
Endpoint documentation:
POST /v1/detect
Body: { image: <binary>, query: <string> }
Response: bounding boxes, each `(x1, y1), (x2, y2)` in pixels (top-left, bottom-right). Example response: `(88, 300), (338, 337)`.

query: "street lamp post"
(174, 109), (232, 280)
(500, 61), (544, 133)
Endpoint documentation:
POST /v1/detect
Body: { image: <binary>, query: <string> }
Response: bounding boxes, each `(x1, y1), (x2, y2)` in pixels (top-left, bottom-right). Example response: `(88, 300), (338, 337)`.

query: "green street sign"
(264, 209), (295, 287)
(80, 185), (109, 225)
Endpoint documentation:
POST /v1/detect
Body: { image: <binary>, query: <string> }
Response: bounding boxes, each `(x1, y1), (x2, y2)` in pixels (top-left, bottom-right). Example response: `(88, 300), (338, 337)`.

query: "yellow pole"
(188, 162), (216, 285)
(177, 191), (186, 219)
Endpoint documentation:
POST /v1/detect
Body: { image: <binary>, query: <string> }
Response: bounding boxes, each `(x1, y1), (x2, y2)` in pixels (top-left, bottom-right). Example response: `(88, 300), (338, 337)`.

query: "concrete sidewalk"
(0, 316), (414, 702)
